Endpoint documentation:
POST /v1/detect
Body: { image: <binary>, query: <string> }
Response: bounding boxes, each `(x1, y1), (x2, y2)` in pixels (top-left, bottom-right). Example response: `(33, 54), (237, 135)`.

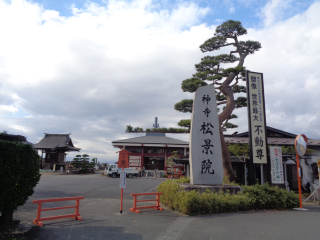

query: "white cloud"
(0, 105), (19, 113)
(260, 0), (315, 28)
(261, 0), (285, 27)
(223, 0), (236, 14)
(0, 0), (319, 163)
(231, 1), (320, 139)
(0, 0), (212, 162)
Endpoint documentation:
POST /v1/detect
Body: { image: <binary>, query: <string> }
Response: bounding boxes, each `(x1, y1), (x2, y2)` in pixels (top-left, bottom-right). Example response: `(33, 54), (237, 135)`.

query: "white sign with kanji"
(247, 71), (268, 164)
(119, 170), (126, 188)
(270, 146), (284, 184)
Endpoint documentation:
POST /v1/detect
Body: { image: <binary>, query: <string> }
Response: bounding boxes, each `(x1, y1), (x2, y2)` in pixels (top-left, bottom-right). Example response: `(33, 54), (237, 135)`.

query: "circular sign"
(295, 134), (308, 157)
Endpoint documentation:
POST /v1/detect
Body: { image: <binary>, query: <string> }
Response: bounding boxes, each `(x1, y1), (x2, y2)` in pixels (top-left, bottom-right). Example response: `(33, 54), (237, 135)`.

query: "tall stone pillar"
(189, 85), (223, 185)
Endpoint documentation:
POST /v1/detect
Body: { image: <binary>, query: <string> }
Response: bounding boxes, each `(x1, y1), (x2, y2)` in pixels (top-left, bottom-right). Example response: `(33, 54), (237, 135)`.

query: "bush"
(242, 184), (299, 210)
(157, 178), (299, 216)
(223, 175), (240, 186)
(0, 140), (41, 213)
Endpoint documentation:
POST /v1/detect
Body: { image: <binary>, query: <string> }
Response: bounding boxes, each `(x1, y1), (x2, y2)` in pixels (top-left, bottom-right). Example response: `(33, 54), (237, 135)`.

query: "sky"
(0, 0), (319, 163)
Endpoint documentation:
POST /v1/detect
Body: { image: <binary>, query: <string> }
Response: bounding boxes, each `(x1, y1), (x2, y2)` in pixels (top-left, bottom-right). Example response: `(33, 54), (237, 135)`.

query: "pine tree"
(175, 20), (261, 180)
(71, 155), (82, 169)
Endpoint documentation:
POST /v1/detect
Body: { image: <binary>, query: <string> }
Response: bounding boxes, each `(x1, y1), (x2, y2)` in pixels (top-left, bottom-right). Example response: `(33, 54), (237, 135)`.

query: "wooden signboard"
(117, 149), (131, 169)
(246, 71), (268, 164)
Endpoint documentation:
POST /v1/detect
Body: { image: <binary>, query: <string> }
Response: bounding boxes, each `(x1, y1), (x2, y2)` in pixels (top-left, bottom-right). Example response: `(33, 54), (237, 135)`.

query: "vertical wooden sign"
(246, 71), (268, 164)
(117, 149), (130, 169)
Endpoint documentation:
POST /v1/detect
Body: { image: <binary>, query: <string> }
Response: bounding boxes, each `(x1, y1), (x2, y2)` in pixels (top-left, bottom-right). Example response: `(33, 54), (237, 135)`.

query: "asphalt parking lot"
(6, 171), (320, 240)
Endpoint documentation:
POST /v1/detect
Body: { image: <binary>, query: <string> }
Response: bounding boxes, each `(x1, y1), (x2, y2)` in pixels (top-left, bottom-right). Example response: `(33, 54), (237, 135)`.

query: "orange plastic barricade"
(32, 196), (84, 226)
(130, 192), (163, 213)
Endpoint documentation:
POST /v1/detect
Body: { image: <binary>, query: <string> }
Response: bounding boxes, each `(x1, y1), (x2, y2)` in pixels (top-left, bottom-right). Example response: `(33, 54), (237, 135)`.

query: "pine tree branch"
(214, 43), (236, 49)
(217, 101), (228, 105)
(233, 35), (243, 58)
(230, 78), (239, 87)
(222, 118), (229, 129)
(216, 65), (220, 73)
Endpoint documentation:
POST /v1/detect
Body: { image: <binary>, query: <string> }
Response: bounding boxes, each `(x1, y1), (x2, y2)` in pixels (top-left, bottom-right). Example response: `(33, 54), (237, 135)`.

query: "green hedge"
(157, 178), (299, 216)
(0, 140), (41, 212)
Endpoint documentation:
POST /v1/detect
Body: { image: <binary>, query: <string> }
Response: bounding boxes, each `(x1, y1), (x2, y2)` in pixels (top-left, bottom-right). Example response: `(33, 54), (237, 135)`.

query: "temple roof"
(112, 135), (189, 147)
(224, 126), (297, 138)
(224, 137), (320, 146)
(224, 126), (320, 146)
(33, 133), (81, 151)
(113, 126), (320, 148)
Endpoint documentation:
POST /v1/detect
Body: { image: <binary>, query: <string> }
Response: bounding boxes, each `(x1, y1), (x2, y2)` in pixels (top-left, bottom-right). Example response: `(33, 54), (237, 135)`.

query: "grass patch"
(157, 177), (299, 216)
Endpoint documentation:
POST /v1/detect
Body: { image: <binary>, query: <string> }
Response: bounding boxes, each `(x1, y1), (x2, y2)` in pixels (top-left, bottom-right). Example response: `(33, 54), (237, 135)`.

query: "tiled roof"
(33, 134), (81, 151)
(225, 126), (297, 138)
(224, 137), (320, 146)
(112, 136), (189, 145)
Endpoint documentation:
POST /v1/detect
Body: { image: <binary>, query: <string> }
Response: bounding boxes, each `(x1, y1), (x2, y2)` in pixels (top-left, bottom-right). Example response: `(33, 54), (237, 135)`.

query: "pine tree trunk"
(218, 73), (237, 182)
(220, 127), (235, 181)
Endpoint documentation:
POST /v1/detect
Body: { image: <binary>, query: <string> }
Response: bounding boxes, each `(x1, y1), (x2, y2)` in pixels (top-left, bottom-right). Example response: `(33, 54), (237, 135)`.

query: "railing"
(130, 192), (163, 213)
(32, 196), (84, 226)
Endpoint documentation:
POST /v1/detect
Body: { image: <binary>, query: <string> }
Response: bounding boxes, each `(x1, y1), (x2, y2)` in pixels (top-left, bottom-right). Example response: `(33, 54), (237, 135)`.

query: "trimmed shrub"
(0, 140), (41, 213)
(242, 184), (299, 210)
(157, 178), (299, 216)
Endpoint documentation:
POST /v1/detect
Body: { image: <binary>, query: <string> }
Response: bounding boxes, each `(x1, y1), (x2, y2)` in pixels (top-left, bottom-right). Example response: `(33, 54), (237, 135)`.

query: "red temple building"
(112, 132), (189, 172)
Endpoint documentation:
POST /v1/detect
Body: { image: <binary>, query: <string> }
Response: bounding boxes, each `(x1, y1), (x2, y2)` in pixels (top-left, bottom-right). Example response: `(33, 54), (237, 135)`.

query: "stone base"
(180, 183), (242, 195)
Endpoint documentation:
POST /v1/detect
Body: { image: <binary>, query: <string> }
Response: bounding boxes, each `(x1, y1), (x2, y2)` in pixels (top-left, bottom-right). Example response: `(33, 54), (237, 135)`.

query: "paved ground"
(4, 171), (320, 240)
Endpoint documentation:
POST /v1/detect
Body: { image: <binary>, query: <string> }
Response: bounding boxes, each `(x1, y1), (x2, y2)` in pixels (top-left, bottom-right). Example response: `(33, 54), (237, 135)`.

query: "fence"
(130, 192), (163, 213)
(32, 196), (84, 226)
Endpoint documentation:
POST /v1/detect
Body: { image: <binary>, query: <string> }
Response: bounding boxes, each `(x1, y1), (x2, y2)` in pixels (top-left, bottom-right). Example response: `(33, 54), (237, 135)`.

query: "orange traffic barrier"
(32, 196), (84, 226)
(130, 192), (163, 213)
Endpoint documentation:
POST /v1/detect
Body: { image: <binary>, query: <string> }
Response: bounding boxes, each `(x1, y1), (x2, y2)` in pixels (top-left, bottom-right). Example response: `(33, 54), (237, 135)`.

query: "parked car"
(106, 164), (139, 178)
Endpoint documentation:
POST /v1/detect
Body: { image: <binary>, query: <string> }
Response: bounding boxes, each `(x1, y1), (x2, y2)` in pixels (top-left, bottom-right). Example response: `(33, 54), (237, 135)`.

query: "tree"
(90, 158), (97, 168)
(71, 154), (93, 173)
(177, 119), (191, 130)
(0, 140), (41, 224)
(227, 143), (250, 157)
(126, 125), (133, 132)
(71, 155), (82, 168)
(174, 20), (261, 181)
(166, 151), (179, 175)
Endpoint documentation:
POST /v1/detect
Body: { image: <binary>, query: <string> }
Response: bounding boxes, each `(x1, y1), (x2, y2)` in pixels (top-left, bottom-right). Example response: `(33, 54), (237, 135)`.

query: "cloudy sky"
(1, 0), (319, 163)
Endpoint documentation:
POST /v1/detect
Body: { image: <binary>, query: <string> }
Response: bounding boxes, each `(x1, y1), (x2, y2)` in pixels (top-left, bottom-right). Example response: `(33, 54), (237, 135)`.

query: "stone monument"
(189, 85), (224, 185)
